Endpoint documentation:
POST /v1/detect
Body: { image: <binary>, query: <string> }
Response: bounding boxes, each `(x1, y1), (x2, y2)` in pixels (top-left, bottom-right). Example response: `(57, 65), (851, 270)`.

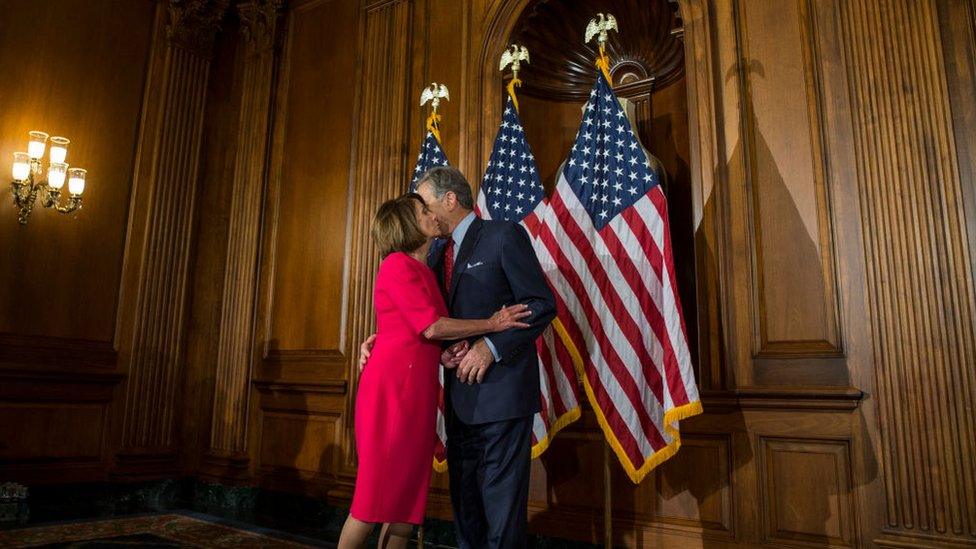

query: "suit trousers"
(446, 403), (533, 549)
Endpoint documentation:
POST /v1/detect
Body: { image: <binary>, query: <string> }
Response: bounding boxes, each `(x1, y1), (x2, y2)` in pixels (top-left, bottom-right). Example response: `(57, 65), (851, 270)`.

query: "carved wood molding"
(253, 378), (347, 395)
(111, 448), (182, 479)
(839, 0), (976, 541)
(0, 368), (123, 394)
(166, 0), (231, 56)
(264, 349), (345, 362)
(0, 333), (117, 370)
(117, 4), (226, 457)
(239, 0), (284, 55)
(363, 0), (405, 12)
(0, 460), (110, 484)
(700, 387), (864, 411)
(199, 448), (251, 479)
(207, 0), (284, 459)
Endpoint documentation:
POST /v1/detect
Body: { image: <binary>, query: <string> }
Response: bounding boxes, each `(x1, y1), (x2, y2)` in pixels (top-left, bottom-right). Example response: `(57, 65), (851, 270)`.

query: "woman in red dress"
(338, 193), (530, 549)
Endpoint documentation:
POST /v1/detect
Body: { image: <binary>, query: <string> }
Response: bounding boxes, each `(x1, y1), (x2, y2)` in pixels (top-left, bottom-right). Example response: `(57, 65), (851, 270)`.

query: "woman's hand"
(358, 333), (376, 372)
(441, 340), (469, 369)
(488, 304), (532, 332)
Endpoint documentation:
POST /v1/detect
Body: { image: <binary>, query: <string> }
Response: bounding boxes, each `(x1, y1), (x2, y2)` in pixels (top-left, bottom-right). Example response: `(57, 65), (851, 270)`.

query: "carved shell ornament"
(508, 0), (684, 100)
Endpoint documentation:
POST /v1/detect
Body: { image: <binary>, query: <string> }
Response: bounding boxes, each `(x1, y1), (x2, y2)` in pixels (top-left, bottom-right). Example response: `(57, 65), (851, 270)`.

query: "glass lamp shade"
(49, 137), (69, 164)
(28, 131), (48, 160)
(48, 162), (68, 189)
(12, 152), (30, 181)
(67, 168), (86, 195)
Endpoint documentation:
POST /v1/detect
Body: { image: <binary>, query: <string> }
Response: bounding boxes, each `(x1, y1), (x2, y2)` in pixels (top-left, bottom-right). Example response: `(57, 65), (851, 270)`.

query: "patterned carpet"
(0, 512), (328, 548)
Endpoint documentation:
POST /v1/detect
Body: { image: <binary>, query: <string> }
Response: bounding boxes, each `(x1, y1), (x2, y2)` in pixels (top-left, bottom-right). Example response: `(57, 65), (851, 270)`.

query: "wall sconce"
(9, 131), (88, 225)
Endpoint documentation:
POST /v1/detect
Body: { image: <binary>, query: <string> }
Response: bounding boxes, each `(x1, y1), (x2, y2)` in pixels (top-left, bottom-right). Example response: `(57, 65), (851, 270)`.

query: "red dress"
(351, 251), (448, 524)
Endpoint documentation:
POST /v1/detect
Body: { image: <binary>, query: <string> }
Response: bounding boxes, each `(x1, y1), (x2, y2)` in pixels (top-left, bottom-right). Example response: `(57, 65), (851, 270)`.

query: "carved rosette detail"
(166, 0), (231, 56)
(238, 0), (284, 55)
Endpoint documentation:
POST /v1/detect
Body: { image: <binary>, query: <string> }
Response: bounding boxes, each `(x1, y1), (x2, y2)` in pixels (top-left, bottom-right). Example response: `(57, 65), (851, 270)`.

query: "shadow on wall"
(523, 54), (883, 548)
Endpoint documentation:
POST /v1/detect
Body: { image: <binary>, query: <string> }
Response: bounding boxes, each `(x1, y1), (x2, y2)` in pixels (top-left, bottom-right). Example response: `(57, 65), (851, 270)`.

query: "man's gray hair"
(418, 166), (474, 210)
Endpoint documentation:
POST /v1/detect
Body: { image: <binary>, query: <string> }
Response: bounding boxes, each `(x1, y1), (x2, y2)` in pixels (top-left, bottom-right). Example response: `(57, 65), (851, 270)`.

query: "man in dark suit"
(361, 166), (556, 548)
(419, 166), (555, 549)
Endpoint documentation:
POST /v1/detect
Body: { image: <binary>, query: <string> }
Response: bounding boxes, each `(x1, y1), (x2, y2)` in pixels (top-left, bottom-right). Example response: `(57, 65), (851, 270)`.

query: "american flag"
(536, 74), (701, 483)
(410, 130), (449, 192)
(407, 129), (451, 471)
(475, 95), (582, 459)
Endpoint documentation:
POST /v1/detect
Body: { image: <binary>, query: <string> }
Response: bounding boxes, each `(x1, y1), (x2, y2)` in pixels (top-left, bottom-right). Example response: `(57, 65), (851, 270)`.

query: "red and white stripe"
(519, 204), (583, 458)
(432, 198), (581, 470)
(433, 366), (448, 471)
(536, 174), (699, 483)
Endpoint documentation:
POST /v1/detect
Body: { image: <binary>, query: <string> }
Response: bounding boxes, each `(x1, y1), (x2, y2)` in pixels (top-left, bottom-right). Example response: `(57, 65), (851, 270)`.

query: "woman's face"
(414, 199), (441, 239)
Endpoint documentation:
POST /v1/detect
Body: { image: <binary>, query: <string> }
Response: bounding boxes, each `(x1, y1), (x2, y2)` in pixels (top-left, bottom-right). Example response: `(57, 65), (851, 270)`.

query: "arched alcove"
(473, 0), (703, 375)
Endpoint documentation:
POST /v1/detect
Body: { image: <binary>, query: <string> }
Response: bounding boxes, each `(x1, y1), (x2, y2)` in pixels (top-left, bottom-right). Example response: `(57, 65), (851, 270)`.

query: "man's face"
(416, 181), (451, 236)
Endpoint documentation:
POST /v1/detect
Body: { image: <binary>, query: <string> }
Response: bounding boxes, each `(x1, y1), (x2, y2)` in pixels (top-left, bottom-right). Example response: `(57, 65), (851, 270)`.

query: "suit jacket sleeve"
(485, 223), (556, 362)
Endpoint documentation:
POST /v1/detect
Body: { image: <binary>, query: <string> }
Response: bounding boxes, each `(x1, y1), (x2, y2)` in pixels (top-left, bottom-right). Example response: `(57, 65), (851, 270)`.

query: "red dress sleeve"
(378, 253), (443, 336)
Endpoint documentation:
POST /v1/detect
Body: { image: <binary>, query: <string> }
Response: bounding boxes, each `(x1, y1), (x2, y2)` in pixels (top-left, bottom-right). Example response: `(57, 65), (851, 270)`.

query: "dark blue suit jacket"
(429, 217), (556, 425)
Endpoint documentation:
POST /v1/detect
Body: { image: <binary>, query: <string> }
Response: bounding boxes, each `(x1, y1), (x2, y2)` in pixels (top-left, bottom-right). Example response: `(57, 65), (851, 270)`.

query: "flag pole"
(417, 80), (451, 546)
(419, 82), (449, 144)
(499, 43), (529, 114)
(585, 14), (620, 548)
(604, 442), (613, 548)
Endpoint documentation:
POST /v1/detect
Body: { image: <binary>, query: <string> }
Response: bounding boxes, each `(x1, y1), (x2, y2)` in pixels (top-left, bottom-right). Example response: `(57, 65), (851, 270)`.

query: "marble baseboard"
(2, 478), (601, 548)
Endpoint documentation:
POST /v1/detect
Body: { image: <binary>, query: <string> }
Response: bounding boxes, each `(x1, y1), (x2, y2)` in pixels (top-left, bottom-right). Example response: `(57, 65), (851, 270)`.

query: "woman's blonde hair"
(371, 193), (428, 257)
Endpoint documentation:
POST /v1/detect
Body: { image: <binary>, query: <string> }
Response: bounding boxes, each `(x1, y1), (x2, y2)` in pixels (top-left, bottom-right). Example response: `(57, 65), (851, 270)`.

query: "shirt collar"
(451, 211), (477, 245)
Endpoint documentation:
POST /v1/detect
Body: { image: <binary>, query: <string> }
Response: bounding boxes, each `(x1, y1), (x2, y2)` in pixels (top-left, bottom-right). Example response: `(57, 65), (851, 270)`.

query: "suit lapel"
(449, 217), (483, 307)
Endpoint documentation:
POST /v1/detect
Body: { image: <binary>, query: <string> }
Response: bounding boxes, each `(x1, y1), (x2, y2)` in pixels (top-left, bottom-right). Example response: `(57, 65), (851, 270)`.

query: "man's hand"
(358, 333), (376, 372)
(441, 340), (469, 369)
(456, 339), (493, 384)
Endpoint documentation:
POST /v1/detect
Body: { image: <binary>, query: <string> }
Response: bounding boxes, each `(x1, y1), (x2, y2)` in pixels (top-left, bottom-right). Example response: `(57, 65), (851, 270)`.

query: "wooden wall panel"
(0, 405), (107, 461)
(335, 0), (415, 479)
(266, 0), (360, 354)
(654, 434), (733, 534)
(702, 0), (854, 389)
(518, 94), (584, 193)
(0, 369), (118, 483)
(734, 0), (841, 358)
(760, 437), (856, 547)
(520, 429), (607, 542)
(838, 0), (976, 544)
(0, 0), (153, 484)
(114, 0), (230, 478)
(417, 0), (468, 167)
(259, 412), (338, 474)
(249, 0), (418, 491)
(0, 0), (156, 342)
(249, 0), (368, 487)
(254, 380), (346, 493)
(650, 79), (699, 370)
